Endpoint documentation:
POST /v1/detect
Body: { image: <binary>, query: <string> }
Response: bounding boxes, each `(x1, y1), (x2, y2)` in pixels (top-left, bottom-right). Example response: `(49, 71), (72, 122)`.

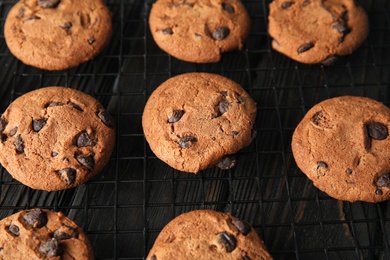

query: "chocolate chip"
(178, 135), (197, 149)
(0, 117), (8, 133)
(218, 232), (236, 253)
(25, 14), (41, 21)
(322, 55), (338, 66)
(243, 256), (251, 260)
(40, 238), (62, 257)
(316, 161), (328, 176)
(281, 1), (294, 9)
(52, 151), (58, 157)
(23, 209), (47, 228)
(222, 3), (234, 13)
(7, 225), (20, 236)
(88, 37), (95, 44)
(76, 154), (95, 170)
(232, 218), (251, 235)
(18, 7), (25, 18)
(14, 135), (24, 154)
(9, 127), (18, 136)
(168, 110), (185, 123)
(237, 95), (245, 104)
(303, 0), (311, 6)
(367, 122), (388, 140)
(219, 99), (230, 115)
(161, 28), (173, 35)
(37, 0), (61, 8)
(0, 134), (7, 143)
(220, 91), (228, 97)
(68, 102), (83, 111)
(54, 225), (79, 240)
(58, 168), (76, 185)
(376, 189), (383, 195)
(98, 109), (114, 128)
(212, 27), (230, 41)
(317, 161), (327, 168)
(376, 174), (390, 188)
(231, 131), (239, 136)
(60, 22), (72, 31)
(297, 42), (314, 54)
(76, 132), (96, 147)
(346, 168), (352, 175)
(217, 156), (237, 170)
(333, 22), (351, 35)
(32, 118), (47, 132)
(46, 102), (64, 108)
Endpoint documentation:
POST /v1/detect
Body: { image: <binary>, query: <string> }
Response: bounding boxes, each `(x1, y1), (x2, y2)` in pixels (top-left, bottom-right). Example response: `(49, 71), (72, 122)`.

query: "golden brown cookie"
(0, 208), (94, 259)
(0, 86), (115, 191)
(142, 73), (257, 173)
(4, 0), (112, 70)
(268, 0), (369, 64)
(149, 0), (250, 63)
(292, 96), (390, 202)
(146, 210), (273, 260)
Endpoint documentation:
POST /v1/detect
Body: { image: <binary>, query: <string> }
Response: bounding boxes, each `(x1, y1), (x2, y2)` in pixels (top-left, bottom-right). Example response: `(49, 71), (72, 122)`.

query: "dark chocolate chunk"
(222, 3), (234, 13)
(178, 135), (197, 149)
(76, 132), (96, 147)
(98, 109), (114, 128)
(232, 218), (251, 235)
(219, 99), (230, 115)
(333, 22), (351, 35)
(217, 156), (237, 170)
(317, 161), (327, 168)
(346, 168), (352, 175)
(376, 189), (383, 195)
(376, 174), (390, 188)
(23, 209), (47, 228)
(7, 224), (20, 237)
(9, 127), (18, 136)
(32, 118), (47, 132)
(25, 14), (41, 21)
(218, 232), (236, 253)
(52, 151), (58, 157)
(37, 0), (61, 8)
(40, 239), (62, 257)
(231, 131), (239, 136)
(60, 22), (72, 31)
(88, 37), (96, 44)
(68, 102), (83, 111)
(14, 135), (24, 154)
(0, 134), (7, 143)
(161, 28), (173, 35)
(220, 91), (228, 97)
(237, 95), (245, 104)
(46, 102), (64, 108)
(281, 1), (294, 9)
(212, 27), (230, 41)
(168, 110), (185, 123)
(367, 122), (388, 140)
(18, 7), (25, 18)
(76, 154), (95, 170)
(297, 42), (314, 54)
(58, 168), (76, 185)
(322, 55), (338, 66)
(54, 225), (79, 240)
(0, 117), (8, 133)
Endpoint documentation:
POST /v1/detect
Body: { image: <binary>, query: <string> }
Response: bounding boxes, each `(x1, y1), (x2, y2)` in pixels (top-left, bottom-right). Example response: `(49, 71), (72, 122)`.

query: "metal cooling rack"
(0, 0), (389, 259)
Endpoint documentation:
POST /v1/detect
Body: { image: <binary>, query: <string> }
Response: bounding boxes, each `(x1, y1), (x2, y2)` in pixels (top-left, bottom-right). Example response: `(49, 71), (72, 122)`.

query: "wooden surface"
(0, 0), (389, 259)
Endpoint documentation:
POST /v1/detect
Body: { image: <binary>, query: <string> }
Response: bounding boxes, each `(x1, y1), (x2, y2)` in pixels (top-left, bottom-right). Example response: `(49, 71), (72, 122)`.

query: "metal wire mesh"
(0, 0), (389, 259)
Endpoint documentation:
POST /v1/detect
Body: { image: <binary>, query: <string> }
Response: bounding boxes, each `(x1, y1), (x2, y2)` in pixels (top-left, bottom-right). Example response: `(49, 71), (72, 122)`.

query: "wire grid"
(0, 0), (389, 259)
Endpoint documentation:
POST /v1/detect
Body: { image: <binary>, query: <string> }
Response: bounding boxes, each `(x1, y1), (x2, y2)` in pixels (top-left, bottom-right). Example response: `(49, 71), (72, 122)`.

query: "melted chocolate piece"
(367, 122), (388, 140)
(232, 218), (251, 235)
(168, 110), (185, 123)
(218, 232), (236, 252)
(40, 239), (62, 257)
(212, 27), (230, 41)
(23, 209), (48, 228)
(58, 168), (76, 185)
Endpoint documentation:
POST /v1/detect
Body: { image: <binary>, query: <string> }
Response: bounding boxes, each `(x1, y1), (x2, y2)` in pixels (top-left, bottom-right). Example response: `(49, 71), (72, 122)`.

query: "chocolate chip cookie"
(4, 0), (112, 70)
(146, 210), (272, 260)
(292, 96), (390, 202)
(0, 86), (115, 191)
(268, 0), (369, 64)
(0, 208), (94, 259)
(142, 72), (257, 173)
(149, 0), (251, 63)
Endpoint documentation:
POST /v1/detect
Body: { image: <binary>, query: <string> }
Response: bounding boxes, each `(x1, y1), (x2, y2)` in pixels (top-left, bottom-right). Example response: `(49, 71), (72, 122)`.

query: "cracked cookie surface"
(4, 0), (112, 70)
(149, 0), (250, 63)
(292, 96), (390, 202)
(142, 72), (256, 173)
(0, 208), (94, 259)
(268, 0), (369, 64)
(146, 210), (272, 260)
(0, 86), (115, 191)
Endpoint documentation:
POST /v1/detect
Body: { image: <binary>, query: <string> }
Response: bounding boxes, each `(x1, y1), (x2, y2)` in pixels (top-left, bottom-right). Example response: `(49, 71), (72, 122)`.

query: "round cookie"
(149, 0), (250, 63)
(0, 208), (94, 259)
(142, 72), (257, 173)
(268, 0), (369, 64)
(0, 86), (115, 191)
(4, 0), (112, 70)
(146, 210), (272, 260)
(292, 96), (390, 202)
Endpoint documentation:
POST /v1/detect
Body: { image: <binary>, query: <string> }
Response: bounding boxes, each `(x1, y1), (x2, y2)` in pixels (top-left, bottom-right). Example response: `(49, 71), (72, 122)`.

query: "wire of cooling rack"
(0, 0), (389, 259)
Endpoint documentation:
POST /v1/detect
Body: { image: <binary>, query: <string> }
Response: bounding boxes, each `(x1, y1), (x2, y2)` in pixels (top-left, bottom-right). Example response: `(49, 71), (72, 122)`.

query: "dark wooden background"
(0, 0), (389, 259)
